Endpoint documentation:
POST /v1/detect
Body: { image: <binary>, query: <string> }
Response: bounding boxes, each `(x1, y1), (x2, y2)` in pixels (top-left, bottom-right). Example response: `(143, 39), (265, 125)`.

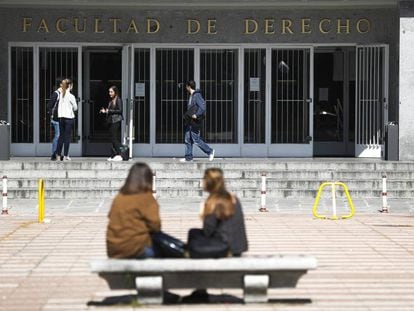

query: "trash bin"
(0, 120), (10, 160)
(385, 121), (399, 161)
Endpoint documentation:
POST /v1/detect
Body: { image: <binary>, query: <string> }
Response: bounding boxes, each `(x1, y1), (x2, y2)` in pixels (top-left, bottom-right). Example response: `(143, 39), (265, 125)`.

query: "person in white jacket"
(55, 79), (78, 161)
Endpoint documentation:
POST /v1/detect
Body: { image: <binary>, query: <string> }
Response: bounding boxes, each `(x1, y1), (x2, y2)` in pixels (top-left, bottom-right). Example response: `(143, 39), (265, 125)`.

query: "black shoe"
(163, 291), (181, 304)
(60, 155), (64, 161)
(182, 289), (209, 303)
(50, 154), (57, 161)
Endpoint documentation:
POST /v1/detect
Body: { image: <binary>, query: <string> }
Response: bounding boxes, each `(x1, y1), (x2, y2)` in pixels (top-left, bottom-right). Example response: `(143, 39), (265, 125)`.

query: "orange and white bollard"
(259, 172), (268, 212)
(2, 176), (8, 215)
(379, 174), (389, 213)
(152, 171), (157, 198)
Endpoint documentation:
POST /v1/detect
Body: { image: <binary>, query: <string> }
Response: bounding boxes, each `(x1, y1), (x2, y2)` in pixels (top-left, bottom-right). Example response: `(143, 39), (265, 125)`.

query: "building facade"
(0, 0), (410, 159)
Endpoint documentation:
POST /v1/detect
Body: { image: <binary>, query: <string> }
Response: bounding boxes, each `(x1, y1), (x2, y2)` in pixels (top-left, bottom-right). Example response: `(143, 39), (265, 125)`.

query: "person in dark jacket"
(188, 167), (248, 257)
(180, 80), (215, 162)
(184, 167), (248, 302)
(46, 80), (62, 161)
(100, 85), (123, 161)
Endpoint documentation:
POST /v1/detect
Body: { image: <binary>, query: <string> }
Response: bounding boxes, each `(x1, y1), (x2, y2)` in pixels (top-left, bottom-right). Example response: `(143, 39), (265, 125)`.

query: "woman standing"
(55, 79), (77, 161)
(100, 86), (123, 161)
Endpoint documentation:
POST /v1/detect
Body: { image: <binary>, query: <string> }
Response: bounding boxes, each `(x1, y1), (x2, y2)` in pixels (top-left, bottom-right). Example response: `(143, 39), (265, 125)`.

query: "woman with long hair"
(100, 85), (123, 161)
(184, 168), (248, 302)
(106, 162), (160, 258)
(55, 79), (77, 161)
(188, 168), (248, 258)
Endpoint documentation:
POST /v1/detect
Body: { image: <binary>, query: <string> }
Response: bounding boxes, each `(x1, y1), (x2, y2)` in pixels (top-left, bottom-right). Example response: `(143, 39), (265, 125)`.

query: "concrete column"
(135, 276), (163, 304)
(399, 4), (414, 160)
(243, 274), (269, 303)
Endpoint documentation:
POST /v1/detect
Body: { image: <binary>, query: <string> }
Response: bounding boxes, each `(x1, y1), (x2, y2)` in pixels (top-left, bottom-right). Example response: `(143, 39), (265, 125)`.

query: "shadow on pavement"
(87, 293), (312, 306)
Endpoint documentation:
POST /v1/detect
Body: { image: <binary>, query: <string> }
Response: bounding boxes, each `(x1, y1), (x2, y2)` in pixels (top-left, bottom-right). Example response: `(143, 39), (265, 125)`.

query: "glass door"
(269, 48), (313, 157)
(153, 48), (194, 155)
(37, 47), (81, 156)
(241, 48), (266, 156)
(200, 48), (239, 156)
(355, 45), (388, 157)
(82, 47), (122, 156)
(313, 47), (356, 156)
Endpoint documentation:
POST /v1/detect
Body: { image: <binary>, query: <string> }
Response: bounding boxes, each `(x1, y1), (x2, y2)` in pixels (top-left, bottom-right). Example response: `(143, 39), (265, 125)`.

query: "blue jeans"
(136, 246), (155, 259)
(184, 127), (213, 160)
(50, 120), (60, 154)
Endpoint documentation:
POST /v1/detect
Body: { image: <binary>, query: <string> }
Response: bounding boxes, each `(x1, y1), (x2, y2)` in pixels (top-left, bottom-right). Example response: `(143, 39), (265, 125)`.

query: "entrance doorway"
(82, 47), (122, 156)
(313, 47), (356, 156)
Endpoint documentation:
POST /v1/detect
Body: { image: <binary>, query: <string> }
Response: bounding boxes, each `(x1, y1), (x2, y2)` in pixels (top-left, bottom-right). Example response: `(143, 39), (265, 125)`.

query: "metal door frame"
(8, 42), (83, 157)
(8, 42), (388, 158)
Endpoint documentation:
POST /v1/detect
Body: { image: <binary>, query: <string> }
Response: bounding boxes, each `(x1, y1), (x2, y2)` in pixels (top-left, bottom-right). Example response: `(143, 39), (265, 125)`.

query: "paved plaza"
(1, 197), (414, 311)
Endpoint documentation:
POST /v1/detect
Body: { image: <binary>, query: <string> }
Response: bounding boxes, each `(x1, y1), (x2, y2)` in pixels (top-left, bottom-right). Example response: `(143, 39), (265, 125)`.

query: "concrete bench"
(90, 255), (317, 304)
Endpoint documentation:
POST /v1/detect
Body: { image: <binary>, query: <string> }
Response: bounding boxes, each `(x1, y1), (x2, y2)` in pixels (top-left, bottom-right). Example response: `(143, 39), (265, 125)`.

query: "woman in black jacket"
(184, 168), (248, 302)
(100, 86), (123, 161)
(188, 168), (248, 257)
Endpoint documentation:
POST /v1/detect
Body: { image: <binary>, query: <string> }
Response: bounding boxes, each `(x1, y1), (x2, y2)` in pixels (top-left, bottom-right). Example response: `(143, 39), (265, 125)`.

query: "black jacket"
(47, 90), (60, 121)
(203, 197), (248, 256)
(107, 97), (123, 124)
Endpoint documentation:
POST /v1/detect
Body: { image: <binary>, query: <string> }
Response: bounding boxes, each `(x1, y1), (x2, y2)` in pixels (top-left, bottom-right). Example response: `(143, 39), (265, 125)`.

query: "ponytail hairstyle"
(60, 79), (70, 98)
(202, 168), (235, 220)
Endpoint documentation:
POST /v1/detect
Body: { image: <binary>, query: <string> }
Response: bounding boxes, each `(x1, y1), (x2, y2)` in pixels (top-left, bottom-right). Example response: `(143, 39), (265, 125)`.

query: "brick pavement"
(1, 200), (414, 311)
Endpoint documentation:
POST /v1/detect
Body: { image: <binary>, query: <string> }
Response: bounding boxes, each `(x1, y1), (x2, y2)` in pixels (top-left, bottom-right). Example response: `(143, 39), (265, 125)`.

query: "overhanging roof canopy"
(0, 0), (400, 8)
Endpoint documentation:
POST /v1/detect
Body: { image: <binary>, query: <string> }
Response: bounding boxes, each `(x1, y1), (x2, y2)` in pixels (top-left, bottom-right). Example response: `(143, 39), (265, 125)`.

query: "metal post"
(129, 98), (133, 159)
(2, 176), (8, 215)
(38, 179), (45, 223)
(152, 171), (157, 198)
(380, 174), (389, 213)
(331, 182), (337, 219)
(259, 172), (268, 212)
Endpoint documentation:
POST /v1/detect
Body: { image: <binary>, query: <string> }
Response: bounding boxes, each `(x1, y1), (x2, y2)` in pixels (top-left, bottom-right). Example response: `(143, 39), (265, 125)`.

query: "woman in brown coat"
(106, 162), (160, 258)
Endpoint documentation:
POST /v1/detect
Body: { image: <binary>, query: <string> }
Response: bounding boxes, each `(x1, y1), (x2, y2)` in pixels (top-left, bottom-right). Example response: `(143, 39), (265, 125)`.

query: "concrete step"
(2, 159), (414, 199)
(2, 168), (414, 180)
(2, 160), (414, 171)
(5, 187), (410, 199)
(6, 178), (414, 190)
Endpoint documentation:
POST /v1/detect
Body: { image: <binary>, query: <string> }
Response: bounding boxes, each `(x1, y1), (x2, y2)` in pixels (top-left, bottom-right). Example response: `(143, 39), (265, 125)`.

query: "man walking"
(180, 80), (215, 162)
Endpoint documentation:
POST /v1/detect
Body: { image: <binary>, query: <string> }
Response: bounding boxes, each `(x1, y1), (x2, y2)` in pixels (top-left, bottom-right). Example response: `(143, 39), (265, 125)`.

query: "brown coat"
(106, 192), (161, 258)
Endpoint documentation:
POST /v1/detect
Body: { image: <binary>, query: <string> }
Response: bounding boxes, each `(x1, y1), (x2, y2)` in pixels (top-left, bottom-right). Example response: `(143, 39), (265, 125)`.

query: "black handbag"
(187, 228), (229, 259)
(151, 231), (186, 258)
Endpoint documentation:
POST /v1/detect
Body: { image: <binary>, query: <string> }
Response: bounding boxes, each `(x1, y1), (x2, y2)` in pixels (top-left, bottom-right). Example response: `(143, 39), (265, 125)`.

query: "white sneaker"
(107, 157), (113, 161)
(179, 158), (193, 162)
(63, 156), (71, 161)
(112, 155), (123, 162)
(209, 149), (215, 161)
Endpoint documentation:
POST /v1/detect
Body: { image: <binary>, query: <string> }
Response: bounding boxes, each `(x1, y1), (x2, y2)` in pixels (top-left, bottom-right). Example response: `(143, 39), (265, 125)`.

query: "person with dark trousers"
(100, 86), (123, 161)
(55, 79), (77, 161)
(47, 80), (62, 161)
(184, 167), (248, 303)
(181, 80), (215, 162)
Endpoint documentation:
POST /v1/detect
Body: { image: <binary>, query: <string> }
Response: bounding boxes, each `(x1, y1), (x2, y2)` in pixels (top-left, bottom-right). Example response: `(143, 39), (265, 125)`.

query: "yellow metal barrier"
(38, 179), (45, 223)
(312, 181), (355, 220)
